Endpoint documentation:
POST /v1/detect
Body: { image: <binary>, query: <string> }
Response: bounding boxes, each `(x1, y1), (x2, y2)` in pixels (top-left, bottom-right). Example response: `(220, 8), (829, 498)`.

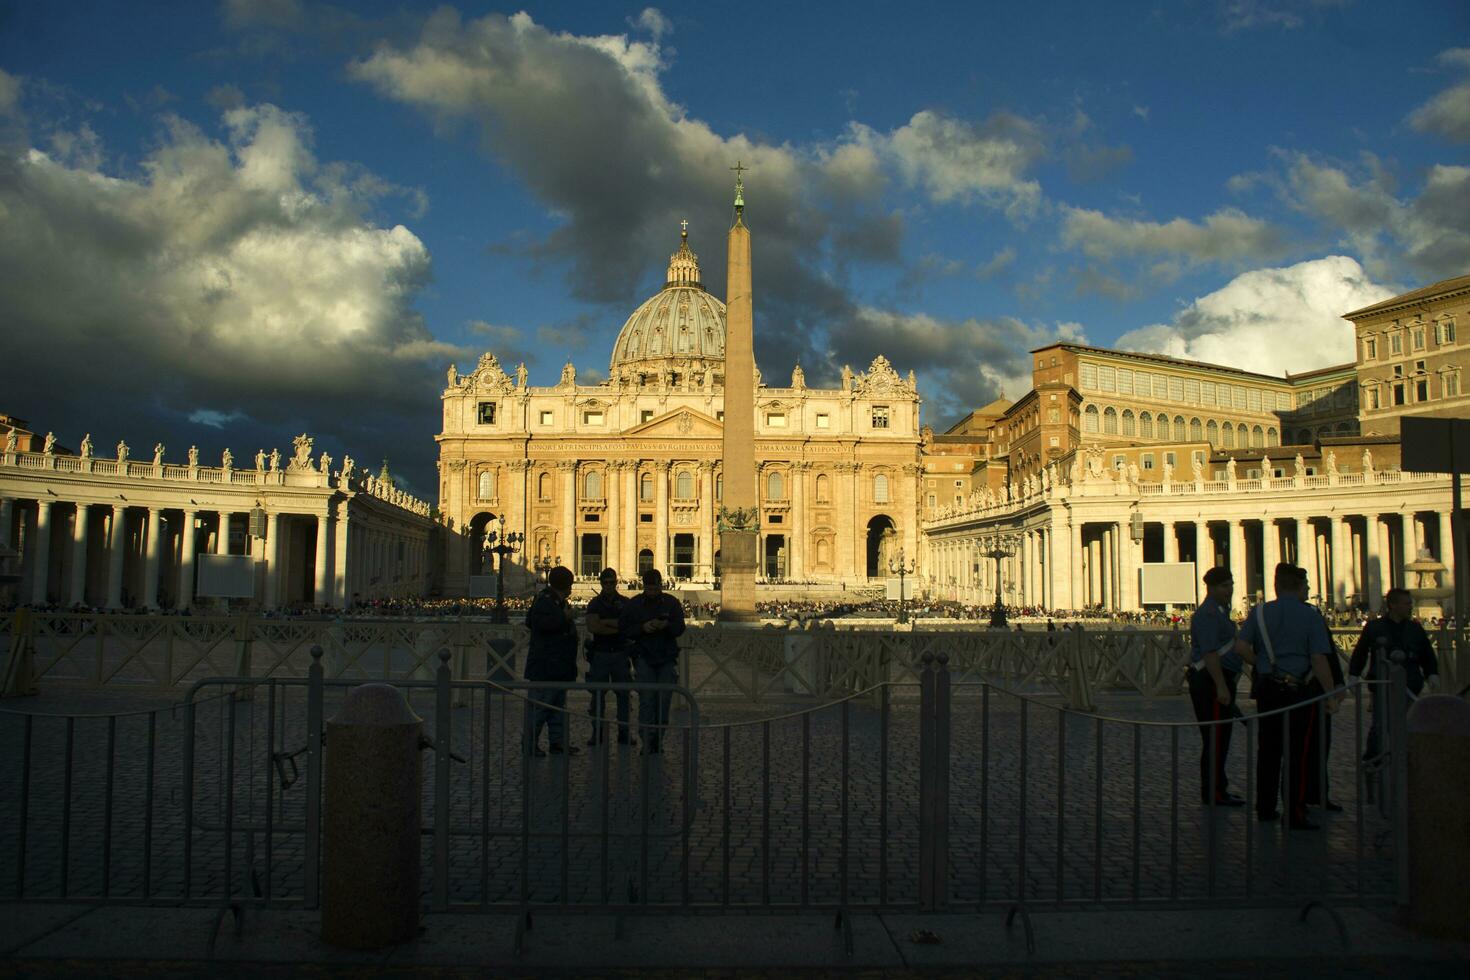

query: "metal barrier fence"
(0, 642), (1416, 955)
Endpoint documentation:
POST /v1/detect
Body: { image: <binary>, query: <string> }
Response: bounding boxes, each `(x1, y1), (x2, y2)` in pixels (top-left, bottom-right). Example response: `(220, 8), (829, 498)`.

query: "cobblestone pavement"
(0, 672), (1397, 913)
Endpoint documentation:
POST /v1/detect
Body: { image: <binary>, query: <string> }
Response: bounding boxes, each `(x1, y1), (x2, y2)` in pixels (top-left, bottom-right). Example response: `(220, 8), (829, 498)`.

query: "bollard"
(1404, 693), (1470, 939)
(321, 683), (423, 949)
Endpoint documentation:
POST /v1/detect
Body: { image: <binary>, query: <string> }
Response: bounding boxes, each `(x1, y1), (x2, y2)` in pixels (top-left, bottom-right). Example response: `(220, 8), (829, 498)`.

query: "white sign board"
(1139, 562), (1197, 606)
(468, 574), (497, 599)
(885, 576), (914, 601)
(196, 554), (256, 599)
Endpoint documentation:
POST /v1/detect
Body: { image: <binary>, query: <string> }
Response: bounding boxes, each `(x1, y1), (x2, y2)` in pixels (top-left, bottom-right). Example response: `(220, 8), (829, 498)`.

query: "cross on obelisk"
(719, 163), (758, 620)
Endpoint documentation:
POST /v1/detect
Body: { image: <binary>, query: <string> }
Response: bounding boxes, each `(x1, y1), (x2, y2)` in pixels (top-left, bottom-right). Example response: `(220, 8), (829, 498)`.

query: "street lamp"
(483, 517), (524, 624)
(981, 534), (1019, 628)
(888, 547), (916, 624)
(534, 553), (560, 585)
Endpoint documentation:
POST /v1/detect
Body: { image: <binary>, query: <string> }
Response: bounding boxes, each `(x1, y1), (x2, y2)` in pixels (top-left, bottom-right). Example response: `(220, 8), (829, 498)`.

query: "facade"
(437, 226), (923, 594)
(1346, 272), (1469, 436)
(0, 433), (438, 609)
(920, 273), (1465, 616)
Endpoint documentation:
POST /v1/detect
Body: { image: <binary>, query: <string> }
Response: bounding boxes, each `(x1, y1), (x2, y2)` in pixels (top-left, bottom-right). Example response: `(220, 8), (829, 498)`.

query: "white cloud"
(1408, 49), (1470, 143)
(1115, 256), (1391, 376)
(0, 68), (20, 117)
(1061, 205), (1289, 264)
(189, 409), (248, 429)
(0, 102), (439, 463)
(884, 109), (1044, 218)
(634, 7), (671, 40)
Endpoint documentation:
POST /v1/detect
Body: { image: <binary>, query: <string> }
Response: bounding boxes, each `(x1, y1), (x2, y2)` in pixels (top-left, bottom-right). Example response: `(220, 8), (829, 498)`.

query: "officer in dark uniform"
(1237, 563), (1343, 829)
(619, 568), (686, 755)
(1348, 586), (1441, 760)
(523, 565), (579, 757)
(584, 566), (635, 746)
(1187, 566), (1245, 806)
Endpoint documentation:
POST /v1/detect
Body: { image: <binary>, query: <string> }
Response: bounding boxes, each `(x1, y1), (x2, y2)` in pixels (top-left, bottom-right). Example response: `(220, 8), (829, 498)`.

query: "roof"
(1284, 362), (1357, 382)
(1030, 341), (1296, 384)
(1342, 272), (1470, 320)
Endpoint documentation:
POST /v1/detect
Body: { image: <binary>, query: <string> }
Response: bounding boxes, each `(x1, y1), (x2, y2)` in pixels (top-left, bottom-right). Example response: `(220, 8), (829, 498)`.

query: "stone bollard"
(321, 683), (423, 949)
(1405, 694), (1470, 939)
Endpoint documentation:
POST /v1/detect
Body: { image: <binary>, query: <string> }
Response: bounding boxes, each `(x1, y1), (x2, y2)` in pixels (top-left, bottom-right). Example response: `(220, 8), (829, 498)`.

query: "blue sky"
(1, 0), (1466, 490)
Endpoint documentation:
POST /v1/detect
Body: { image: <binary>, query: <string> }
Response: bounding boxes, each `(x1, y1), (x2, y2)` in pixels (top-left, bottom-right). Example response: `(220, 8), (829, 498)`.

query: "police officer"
(584, 566), (635, 747)
(619, 568), (686, 755)
(523, 565), (579, 757)
(1348, 586), (1441, 760)
(1187, 566), (1245, 806)
(1237, 562), (1343, 829)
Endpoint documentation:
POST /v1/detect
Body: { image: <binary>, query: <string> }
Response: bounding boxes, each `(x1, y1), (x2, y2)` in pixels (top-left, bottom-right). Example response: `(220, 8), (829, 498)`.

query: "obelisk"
(718, 163), (759, 621)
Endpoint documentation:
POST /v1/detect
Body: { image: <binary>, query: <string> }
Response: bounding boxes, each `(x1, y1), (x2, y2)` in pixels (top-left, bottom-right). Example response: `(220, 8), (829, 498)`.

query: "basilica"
(435, 225), (923, 595)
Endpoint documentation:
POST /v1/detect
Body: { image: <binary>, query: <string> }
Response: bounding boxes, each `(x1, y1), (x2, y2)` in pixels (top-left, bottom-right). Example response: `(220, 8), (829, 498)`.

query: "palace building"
(436, 225), (923, 595)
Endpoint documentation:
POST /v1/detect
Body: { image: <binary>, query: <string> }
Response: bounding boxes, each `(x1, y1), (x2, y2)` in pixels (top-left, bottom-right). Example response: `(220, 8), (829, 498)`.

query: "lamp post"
(534, 553), (559, 585)
(888, 547), (916, 624)
(483, 517), (524, 625)
(981, 534), (1019, 628)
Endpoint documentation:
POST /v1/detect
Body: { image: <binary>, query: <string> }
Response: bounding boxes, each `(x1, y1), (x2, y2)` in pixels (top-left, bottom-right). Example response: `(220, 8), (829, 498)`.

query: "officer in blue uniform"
(523, 565), (579, 757)
(619, 568), (686, 755)
(1237, 563), (1343, 829)
(1348, 585), (1441, 760)
(1188, 566), (1245, 806)
(583, 567), (635, 746)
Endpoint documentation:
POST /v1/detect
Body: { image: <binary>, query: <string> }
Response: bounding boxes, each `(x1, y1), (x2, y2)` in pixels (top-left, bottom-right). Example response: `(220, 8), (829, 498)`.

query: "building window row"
(1084, 404), (1278, 447)
(1362, 317), (1457, 362)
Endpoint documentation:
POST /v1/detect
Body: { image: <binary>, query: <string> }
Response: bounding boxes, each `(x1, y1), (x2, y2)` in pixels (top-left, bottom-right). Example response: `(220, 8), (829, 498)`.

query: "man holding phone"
(620, 568), (686, 755)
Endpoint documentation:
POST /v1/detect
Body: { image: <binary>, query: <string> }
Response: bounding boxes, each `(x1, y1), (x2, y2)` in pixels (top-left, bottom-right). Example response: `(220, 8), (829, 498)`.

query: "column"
(1228, 520), (1247, 613)
(1332, 515), (1351, 608)
(1364, 513), (1382, 611)
(69, 503), (89, 606)
(1262, 519), (1279, 587)
(216, 512), (231, 554)
(560, 461), (578, 572)
(1384, 513), (1405, 591)
(1088, 534), (1101, 607)
(106, 506), (126, 609)
(1018, 532), (1030, 605)
(623, 463), (639, 575)
(605, 460), (620, 577)
(1119, 523), (1139, 611)
(1439, 512), (1455, 614)
(178, 510), (197, 610)
(1104, 524), (1117, 610)
(334, 509), (350, 607)
(1189, 522), (1204, 604)
(1163, 522), (1178, 563)
(143, 507), (163, 610)
(699, 463), (716, 582)
(264, 511), (281, 607)
(649, 460), (669, 575)
(840, 463), (858, 579)
(1068, 520), (1082, 611)
(789, 463), (805, 581)
(30, 501), (52, 605)
(314, 511), (331, 607)
(1297, 518), (1319, 605)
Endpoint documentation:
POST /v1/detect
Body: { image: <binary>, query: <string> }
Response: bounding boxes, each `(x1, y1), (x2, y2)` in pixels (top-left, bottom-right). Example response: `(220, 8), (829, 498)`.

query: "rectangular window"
(1165, 451), (1177, 467)
(477, 402), (497, 425)
(1365, 337), (1377, 360)
(582, 411), (604, 425)
(640, 409), (654, 423)
(1438, 320), (1456, 345)
(927, 494), (936, 506)
(539, 410), (554, 425)
(1416, 378), (1429, 401)
(1168, 377), (1184, 401)
(1047, 408), (1059, 423)
(1391, 333), (1402, 355)
(1394, 383), (1406, 406)
(716, 411), (724, 422)
(1117, 369), (1133, 395)
(1413, 327), (1426, 350)
(639, 513), (653, 523)
(1416, 359), (1427, 372)
(584, 512), (599, 522)
(1368, 386), (1381, 409)
(768, 514), (783, 524)
(1201, 382), (1216, 406)
(766, 412), (787, 428)
(1112, 454), (1126, 470)
(1184, 379), (1200, 403)
(927, 479), (936, 487)
(1141, 453), (1155, 470)
(1099, 365), (1116, 392)
(1080, 363), (1098, 390)
(1049, 436), (1059, 447)
(815, 412), (830, 429)
(1247, 388), (1261, 412)
(954, 479), (964, 487)
(1446, 373), (1461, 397)
(1233, 387), (1246, 409)
(871, 405), (890, 428)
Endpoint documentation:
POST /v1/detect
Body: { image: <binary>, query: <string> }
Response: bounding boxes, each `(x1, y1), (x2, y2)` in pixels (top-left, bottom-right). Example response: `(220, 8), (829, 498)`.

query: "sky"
(1, 0), (1467, 493)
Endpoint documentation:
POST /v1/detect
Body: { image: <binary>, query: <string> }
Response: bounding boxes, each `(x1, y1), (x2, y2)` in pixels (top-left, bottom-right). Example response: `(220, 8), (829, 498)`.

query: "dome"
(609, 225), (726, 384)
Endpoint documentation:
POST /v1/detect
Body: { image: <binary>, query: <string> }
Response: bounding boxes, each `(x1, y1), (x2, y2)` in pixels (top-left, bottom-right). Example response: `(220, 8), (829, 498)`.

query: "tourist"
(620, 568), (686, 755)
(1348, 586), (1440, 761)
(583, 567), (634, 747)
(523, 565), (579, 757)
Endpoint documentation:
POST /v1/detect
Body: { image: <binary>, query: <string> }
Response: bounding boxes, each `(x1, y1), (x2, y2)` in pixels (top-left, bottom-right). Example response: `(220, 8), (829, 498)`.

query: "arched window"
(1298, 428), (1311, 444)
(1334, 421), (1351, 435)
(1083, 405), (1099, 433)
(1103, 406), (1118, 434)
(767, 470), (785, 500)
(676, 470), (694, 499)
(873, 473), (889, 503)
(1121, 409), (1135, 436)
(1155, 415), (1170, 440)
(537, 471), (551, 501)
(637, 548), (654, 573)
(478, 470), (495, 500)
(1250, 425), (1264, 448)
(1206, 420), (1218, 446)
(815, 473), (830, 503)
(1140, 411), (1153, 438)
(1173, 416), (1186, 441)
(584, 470), (602, 500)
(1222, 422), (1235, 449)
(716, 473), (723, 501)
(640, 472), (654, 501)
(1190, 417), (1203, 441)
(1266, 426), (1279, 447)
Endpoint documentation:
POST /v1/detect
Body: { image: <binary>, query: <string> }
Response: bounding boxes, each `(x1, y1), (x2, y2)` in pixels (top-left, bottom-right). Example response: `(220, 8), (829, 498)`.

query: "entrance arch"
(468, 512), (497, 576)
(866, 515), (896, 578)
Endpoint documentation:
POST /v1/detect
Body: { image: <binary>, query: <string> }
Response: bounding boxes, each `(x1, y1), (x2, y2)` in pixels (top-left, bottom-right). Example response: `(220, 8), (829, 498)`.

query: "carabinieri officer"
(1236, 563), (1342, 830)
(1188, 566), (1245, 806)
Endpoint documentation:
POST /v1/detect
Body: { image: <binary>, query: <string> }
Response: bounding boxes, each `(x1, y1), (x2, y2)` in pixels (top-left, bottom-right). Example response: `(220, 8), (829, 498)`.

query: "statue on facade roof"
(791, 363), (805, 389)
(1325, 450), (1338, 476)
(269, 448), (281, 472)
(43, 432), (56, 455)
(4, 430), (16, 454)
(516, 362), (528, 388)
(117, 440), (129, 463)
(1362, 448), (1375, 476)
(222, 447), (233, 469)
(187, 445), (199, 467)
(1191, 455), (1204, 483)
(1225, 457), (1237, 482)
(447, 363), (458, 387)
(152, 443), (163, 466)
(80, 433), (93, 459)
(841, 364), (853, 391)
(256, 449), (266, 471)
(560, 360), (576, 387)
(290, 434), (314, 473)
(1294, 453), (1306, 478)
(1163, 459), (1174, 484)
(319, 451), (332, 474)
